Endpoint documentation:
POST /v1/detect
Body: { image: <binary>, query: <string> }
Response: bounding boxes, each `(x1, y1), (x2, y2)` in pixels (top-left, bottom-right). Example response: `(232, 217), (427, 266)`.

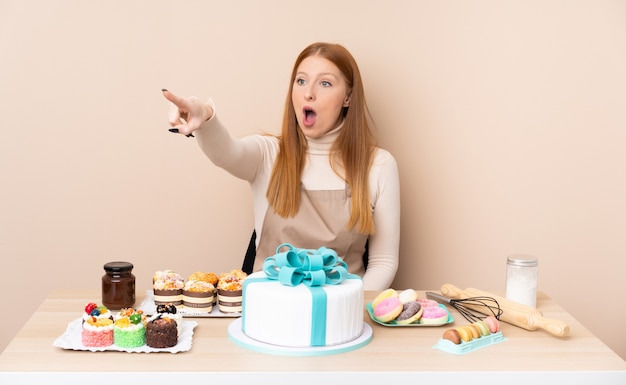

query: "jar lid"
(507, 255), (538, 267)
(104, 261), (134, 272)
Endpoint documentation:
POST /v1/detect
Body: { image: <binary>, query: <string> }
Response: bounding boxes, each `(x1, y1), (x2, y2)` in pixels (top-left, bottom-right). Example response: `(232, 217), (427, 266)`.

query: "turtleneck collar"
(306, 120), (344, 155)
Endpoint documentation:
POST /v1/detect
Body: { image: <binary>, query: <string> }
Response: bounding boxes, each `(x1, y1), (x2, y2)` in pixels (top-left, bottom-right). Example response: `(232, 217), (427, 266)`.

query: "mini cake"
(146, 315), (178, 348)
(153, 270), (184, 306)
(183, 279), (216, 312)
(113, 308), (146, 348)
(217, 269), (247, 313)
(82, 315), (114, 347)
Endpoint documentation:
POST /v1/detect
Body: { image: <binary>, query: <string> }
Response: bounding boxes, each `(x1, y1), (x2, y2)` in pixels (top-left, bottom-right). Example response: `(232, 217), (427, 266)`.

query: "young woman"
(163, 42), (400, 290)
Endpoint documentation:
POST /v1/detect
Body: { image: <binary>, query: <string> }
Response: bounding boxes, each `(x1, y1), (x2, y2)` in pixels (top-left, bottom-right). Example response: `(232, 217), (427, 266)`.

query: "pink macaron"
(483, 315), (500, 333)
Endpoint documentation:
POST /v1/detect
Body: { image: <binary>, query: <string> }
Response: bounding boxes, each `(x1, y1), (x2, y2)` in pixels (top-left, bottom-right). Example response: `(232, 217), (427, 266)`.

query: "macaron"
(395, 301), (423, 325)
(373, 297), (403, 323)
(466, 324), (481, 339)
(484, 315), (500, 333)
(372, 289), (398, 309)
(455, 326), (473, 342)
(442, 328), (461, 344)
(473, 320), (491, 336)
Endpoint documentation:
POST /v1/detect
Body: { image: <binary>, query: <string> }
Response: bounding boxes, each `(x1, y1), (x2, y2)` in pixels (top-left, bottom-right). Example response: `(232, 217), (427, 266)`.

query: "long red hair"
(266, 42), (377, 234)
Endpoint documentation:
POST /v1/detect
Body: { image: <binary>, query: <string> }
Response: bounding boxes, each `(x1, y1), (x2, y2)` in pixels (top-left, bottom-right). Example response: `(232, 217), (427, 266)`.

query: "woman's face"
(291, 55), (351, 139)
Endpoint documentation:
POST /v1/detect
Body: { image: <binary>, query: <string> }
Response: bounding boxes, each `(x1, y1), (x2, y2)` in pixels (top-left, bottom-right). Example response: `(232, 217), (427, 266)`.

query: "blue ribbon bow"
(262, 243), (350, 287)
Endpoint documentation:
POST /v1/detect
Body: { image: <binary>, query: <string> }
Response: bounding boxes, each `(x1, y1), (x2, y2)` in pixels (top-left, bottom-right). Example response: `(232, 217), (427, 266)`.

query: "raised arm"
(162, 89), (265, 182)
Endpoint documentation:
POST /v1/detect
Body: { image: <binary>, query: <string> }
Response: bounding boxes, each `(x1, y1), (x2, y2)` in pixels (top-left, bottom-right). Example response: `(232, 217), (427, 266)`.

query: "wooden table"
(1, 289), (625, 384)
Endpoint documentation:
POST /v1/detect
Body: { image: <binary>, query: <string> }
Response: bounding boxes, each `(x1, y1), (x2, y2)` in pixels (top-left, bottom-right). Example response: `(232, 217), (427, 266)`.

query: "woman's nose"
(304, 86), (315, 101)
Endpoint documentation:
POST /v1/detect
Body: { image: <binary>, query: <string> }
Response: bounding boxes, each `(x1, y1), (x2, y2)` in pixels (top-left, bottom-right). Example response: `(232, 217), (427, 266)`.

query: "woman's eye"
(321, 80), (332, 87)
(296, 78), (306, 85)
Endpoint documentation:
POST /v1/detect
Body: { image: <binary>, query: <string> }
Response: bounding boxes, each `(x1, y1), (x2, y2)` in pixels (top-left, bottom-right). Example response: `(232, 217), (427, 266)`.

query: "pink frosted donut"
(417, 299), (439, 308)
(374, 297), (403, 323)
(483, 315), (500, 333)
(420, 305), (449, 325)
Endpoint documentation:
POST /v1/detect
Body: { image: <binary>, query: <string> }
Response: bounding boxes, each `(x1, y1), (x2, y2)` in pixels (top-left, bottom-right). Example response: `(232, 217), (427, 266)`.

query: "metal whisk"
(426, 291), (503, 323)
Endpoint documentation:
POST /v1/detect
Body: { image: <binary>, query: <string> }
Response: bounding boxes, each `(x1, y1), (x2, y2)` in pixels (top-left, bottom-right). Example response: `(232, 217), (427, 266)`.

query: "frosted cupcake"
(183, 279), (216, 312)
(153, 270), (184, 306)
(217, 270), (247, 314)
(188, 271), (218, 304)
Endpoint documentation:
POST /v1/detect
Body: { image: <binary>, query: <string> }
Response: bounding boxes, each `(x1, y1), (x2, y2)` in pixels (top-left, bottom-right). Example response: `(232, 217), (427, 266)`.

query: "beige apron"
(253, 185), (368, 277)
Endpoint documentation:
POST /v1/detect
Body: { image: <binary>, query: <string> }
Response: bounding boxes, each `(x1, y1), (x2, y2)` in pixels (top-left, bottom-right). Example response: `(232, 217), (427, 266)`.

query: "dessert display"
(217, 269), (247, 314)
(113, 308), (146, 348)
(148, 269), (243, 315)
(241, 245), (364, 348)
(369, 289), (451, 326)
(81, 303), (114, 347)
(153, 270), (184, 306)
(52, 301), (198, 352)
(433, 315), (505, 354)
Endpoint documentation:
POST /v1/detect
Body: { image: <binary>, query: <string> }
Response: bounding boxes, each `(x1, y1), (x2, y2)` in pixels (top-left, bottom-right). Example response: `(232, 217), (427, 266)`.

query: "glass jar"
(102, 261), (135, 310)
(505, 255), (538, 308)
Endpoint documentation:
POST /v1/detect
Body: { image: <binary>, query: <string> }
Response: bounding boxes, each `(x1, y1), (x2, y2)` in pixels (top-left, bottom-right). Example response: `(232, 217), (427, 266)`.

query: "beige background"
(1, 0), (625, 359)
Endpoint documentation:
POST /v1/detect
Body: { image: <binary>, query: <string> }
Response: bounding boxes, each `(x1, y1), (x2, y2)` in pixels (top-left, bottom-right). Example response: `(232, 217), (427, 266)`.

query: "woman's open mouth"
(302, 107), (317, 127)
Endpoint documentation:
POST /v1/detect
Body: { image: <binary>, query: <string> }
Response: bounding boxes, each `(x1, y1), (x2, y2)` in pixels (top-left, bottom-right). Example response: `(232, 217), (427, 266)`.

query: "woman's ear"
(343, 93), (351, 107)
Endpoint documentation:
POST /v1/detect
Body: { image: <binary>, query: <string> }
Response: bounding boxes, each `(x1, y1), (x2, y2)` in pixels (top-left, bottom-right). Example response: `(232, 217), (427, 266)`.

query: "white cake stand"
(227, 319), (373, 356)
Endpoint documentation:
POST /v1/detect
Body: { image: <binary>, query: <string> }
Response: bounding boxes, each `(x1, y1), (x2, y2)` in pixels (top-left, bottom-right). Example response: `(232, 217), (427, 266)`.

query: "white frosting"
(242, 271), (364, 347)
(82, 321), (113, 332)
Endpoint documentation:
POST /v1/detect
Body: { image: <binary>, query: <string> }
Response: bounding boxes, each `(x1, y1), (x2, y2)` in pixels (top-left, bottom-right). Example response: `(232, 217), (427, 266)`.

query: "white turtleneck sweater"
(195, 113), (400, 290)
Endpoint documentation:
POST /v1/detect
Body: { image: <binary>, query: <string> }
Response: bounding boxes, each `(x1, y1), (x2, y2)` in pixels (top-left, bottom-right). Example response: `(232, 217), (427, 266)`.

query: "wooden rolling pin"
(441, 283), (570, 337)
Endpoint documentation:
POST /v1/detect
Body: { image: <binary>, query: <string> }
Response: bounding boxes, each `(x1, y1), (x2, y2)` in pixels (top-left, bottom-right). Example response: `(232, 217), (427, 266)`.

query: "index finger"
(161, 89), (187, 109)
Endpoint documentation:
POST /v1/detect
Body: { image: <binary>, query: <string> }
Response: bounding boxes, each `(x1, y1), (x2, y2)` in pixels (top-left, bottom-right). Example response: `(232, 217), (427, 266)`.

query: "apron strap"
(241, 230), (257, 274)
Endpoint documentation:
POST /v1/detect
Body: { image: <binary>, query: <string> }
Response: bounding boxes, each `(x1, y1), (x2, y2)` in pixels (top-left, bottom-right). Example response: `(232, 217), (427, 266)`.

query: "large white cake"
(241, 271), (364, 347)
